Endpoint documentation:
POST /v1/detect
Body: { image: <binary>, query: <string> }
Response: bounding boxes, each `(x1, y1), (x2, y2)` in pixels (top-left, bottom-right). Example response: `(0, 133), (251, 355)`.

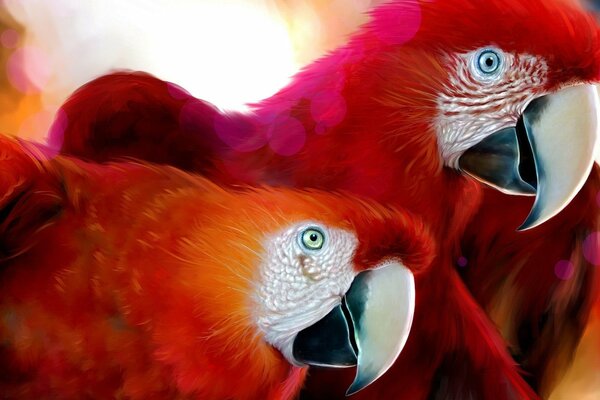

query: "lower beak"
(292, 261), (415, 395)
(459, 84), (599, 230)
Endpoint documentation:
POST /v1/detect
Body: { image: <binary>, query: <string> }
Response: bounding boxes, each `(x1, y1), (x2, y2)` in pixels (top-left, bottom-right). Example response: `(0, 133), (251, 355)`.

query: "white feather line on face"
(435, 48), (548, 168)
(253, 221), (358, 364)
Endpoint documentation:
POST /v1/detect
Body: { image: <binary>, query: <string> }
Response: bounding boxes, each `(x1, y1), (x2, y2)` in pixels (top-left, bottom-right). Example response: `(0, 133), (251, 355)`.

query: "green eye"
(300, 228), (325, 251)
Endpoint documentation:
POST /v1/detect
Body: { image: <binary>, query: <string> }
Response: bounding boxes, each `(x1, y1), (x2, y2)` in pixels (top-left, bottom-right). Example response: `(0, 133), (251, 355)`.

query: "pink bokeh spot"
(7, 48), (30, 93)
(310, 90), (347, 129)
(47, 109), (69, 156)
(213, 113), (267, 153)
(457, 256), (468, 268)
(371, 0), (422, 45)
(554, 260), (575, 281)
(583, 232), (600, 266)
(315, 122), (327, 135)
(269, 116), (306, 157)
(1, 29), (18, 48)
(7, 46), (51, 94)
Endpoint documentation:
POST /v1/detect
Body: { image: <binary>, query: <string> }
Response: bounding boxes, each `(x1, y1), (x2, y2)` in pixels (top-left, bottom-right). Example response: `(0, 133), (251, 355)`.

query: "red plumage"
(48, 0), (600, 398)
(0, 135), (437, 399)
(461, 170), (600, 396)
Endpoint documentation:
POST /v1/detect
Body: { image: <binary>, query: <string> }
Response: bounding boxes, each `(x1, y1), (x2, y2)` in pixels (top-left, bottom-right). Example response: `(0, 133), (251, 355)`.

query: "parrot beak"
(292, 261), (415, 395)
(459, 84), (599, 230)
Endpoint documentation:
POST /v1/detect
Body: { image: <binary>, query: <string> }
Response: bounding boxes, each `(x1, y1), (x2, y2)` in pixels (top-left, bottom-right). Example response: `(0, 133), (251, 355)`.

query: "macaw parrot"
(48, 0), (600, 397)
(0, 135), (436, 399)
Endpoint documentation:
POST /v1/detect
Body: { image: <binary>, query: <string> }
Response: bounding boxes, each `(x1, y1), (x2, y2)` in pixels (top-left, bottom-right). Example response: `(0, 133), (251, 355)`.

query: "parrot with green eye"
(48, 0), (600, 397)
(0, 134), (436, 398)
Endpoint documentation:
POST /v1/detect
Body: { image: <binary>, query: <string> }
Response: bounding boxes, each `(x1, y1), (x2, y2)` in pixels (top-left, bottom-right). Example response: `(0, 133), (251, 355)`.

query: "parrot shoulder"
(0, 136), (63, 261)
(51, 71), (225, 173)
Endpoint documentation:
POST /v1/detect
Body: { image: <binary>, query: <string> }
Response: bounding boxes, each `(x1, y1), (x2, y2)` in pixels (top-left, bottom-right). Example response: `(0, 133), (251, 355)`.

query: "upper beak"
(292, 261), (415, 395)
(459, 84), (599, 230)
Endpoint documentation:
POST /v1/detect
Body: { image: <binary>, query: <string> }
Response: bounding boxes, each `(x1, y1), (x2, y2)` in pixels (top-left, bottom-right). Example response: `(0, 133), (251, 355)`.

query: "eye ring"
(299, 227), (325, 251)
(473, 48), (504, 78)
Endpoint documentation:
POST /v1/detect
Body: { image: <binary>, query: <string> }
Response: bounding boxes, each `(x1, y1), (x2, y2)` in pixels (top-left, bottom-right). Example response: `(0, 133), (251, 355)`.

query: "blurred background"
(0, 0), (597, 398)
(0, 0), (385, 141)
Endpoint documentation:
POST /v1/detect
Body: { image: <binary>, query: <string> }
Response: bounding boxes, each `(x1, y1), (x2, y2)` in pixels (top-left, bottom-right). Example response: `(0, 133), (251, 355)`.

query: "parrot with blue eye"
(48, 0), (600, 397)
(0, 135), (437, 399)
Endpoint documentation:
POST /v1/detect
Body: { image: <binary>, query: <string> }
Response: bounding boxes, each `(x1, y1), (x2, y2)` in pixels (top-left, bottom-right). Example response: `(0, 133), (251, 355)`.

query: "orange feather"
(0, 135), (433, 399)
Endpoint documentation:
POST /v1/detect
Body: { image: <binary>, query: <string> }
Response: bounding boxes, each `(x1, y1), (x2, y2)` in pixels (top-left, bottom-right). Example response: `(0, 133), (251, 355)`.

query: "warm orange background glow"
(0, 0), (384, 141)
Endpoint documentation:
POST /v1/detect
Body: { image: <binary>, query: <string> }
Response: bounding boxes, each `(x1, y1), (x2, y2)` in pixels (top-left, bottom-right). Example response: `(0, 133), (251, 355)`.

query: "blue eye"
(477, 49), (502, 75)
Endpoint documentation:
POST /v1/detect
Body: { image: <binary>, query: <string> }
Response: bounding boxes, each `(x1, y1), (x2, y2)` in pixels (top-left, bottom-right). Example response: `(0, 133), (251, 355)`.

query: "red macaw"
(48, 0), (600, 397)
(0, 135), (436, 399)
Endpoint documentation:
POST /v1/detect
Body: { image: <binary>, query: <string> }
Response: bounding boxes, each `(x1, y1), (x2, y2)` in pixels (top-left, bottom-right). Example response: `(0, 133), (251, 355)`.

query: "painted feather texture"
(0, 136), (304, 399)
(47, 0), (600, 398)
(50, 73), (535, 399)
(0, 135), (439, 399)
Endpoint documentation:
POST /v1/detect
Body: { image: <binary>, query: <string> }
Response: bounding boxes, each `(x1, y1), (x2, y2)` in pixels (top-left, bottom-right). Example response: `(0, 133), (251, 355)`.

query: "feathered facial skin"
(0, 136), (433, 399)
(353, 0), (600, 230)
(49, 0), (600, 397)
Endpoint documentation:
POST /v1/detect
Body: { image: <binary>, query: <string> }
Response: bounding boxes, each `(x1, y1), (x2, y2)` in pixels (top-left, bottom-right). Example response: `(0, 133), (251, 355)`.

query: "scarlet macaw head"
(180, 187), (433, 395)
(345, 0), (600, 228)
(0, 135), (433, 398)
(255, 220), (417, 395)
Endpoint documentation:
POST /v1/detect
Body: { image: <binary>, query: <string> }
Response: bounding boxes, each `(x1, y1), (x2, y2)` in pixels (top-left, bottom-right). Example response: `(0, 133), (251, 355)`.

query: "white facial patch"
(435, 47), (548, 168)
(254, 221), (358, 364)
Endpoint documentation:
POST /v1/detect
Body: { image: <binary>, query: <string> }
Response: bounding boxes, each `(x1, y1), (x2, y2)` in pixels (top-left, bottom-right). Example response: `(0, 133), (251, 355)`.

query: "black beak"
(292, 299), (357, 368)
(292, 261), (415, 395)
(458, 125), (537, 196)
(459, 85), (599, 230)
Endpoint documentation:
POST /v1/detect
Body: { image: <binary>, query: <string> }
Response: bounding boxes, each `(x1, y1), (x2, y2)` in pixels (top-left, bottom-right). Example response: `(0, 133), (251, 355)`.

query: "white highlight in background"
(4, 0), (300, 112)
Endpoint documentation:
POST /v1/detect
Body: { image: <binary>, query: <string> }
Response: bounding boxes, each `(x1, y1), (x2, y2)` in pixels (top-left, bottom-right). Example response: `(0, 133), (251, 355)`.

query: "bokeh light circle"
(7, 46), (51, 93)
(268, 115), (306, 156)
(583, 232), (600, 266)
(554, 260), (575, 281)
(1, 29), (19, 48)
(371, 0), (421, 45)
